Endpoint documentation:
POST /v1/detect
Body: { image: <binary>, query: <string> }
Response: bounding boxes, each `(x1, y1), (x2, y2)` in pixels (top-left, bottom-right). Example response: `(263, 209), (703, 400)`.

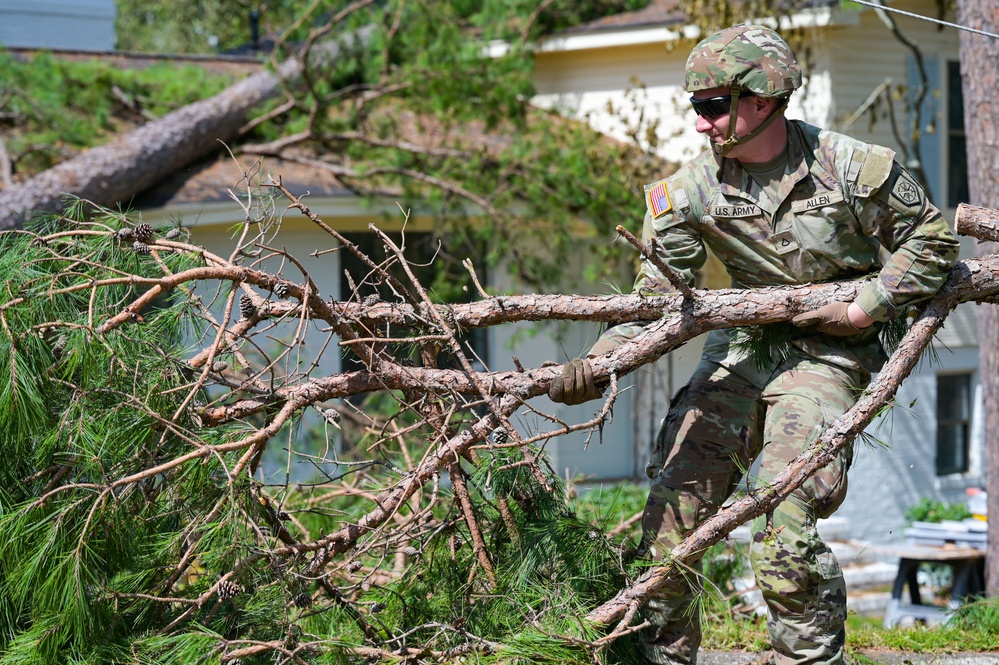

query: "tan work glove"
(548, 335), (620, 405)
(791, 301), (864, 337)
(548, 358), (604, 405)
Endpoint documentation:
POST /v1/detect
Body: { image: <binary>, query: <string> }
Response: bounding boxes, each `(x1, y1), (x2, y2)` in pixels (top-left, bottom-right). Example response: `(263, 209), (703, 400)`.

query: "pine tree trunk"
(0, 58), (300, 229)
(957, 1), (999, 597)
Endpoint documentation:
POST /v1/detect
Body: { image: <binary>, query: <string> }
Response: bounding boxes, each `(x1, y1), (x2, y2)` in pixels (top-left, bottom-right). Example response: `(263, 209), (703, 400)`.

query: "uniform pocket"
(813, 550), (847, 629)
(646, 385), (688, 479)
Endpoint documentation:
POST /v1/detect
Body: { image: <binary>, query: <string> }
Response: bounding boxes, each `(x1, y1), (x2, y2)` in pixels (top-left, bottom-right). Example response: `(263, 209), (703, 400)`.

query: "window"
(946, 60), (969, 208)
(936, 373), (972, 475)
(338, 231), (488, 376)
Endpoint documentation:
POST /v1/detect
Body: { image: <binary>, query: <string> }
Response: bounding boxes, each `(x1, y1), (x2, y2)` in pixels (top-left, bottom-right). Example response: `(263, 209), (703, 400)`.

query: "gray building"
(0, 0), (115, 52)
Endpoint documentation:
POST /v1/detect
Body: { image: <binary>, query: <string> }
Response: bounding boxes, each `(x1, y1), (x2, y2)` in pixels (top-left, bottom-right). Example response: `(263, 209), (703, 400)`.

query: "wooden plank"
(873, 545), (985, 561)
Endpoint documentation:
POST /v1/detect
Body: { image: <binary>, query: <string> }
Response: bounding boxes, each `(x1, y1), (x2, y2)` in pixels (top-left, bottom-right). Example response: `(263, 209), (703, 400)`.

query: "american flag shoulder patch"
(646, 180), (672, 219)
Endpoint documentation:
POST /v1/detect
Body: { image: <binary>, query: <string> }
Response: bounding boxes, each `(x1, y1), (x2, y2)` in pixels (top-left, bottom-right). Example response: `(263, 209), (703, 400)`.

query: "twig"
(607, 509), (644, 539)
(615, 225), (695, 299)
(448, 460), (497, 588)
(462, 258), (490, 298)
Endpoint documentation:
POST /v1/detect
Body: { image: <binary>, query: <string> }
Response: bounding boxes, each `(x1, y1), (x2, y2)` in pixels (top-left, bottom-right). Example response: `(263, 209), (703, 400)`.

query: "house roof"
(130, 154), (350, 210)
(516, 0), (846, 54)
(563, 0), (685, 33)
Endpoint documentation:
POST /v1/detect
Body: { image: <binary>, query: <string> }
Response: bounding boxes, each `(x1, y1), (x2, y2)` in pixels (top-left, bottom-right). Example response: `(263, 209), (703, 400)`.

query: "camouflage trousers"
(639, 353), (867, 665)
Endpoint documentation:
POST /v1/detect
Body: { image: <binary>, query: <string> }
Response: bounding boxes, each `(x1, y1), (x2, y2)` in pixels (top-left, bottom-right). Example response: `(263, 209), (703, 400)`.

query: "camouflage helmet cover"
(685, 24), (802, 97)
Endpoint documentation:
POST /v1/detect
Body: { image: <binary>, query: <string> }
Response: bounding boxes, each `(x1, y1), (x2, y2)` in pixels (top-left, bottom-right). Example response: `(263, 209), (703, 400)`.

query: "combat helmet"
(685, 25), (801, 156)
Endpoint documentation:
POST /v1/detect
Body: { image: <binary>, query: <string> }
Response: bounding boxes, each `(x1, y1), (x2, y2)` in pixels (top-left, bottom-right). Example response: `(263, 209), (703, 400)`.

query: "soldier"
(548, 24), (959, 665)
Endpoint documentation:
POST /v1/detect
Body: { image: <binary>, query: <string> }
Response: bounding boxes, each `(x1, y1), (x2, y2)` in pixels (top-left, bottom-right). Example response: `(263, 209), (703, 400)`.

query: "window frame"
(943, 58), (969, 210)
(935, 371), (973, 476)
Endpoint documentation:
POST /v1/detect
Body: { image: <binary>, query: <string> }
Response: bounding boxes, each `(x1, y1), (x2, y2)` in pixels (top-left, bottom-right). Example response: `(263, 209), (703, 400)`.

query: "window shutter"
(906, 55), (942, 204)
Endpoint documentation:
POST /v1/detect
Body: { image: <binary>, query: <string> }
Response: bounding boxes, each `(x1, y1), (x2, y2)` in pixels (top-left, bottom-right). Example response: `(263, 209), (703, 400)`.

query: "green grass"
(572, 481), (999, 660)
(696, 605), (999, 657)
(700, 612), (772, 652)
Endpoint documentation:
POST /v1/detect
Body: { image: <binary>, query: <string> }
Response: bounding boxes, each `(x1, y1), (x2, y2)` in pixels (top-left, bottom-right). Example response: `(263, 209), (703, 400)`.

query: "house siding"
(825, 0), (962, 213)
(0, 0), (116, 52)
(839, 348), (984, 544)
(532, 41), (705, 162)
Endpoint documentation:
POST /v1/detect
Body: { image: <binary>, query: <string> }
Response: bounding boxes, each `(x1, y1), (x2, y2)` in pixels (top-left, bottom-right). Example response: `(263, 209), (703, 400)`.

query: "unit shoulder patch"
(889, 169), (923, 208)
(645, 179), (672, 219)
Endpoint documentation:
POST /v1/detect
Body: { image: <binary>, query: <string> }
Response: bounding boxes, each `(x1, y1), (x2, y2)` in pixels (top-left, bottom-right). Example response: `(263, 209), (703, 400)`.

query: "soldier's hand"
(791, 301), (866, 336)
(548, 358), (605, 405)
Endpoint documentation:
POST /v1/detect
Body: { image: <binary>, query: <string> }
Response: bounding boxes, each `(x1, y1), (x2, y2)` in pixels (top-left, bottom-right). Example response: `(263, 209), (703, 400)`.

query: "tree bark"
(956, 203), (999, 241)
(957, 1), (999, 597)
(0, 58), (300, 229)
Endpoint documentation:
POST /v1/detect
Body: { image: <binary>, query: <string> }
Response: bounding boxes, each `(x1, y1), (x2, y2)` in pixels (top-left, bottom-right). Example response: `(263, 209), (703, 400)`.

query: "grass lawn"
(699, 601), (999, 658)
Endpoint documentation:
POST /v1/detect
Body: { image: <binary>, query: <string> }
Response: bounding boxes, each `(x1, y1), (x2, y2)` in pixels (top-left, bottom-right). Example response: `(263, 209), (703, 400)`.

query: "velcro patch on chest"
(790, 190), (845, 213)
(708, 203), (762, 218)
(645, 180), (672, 219)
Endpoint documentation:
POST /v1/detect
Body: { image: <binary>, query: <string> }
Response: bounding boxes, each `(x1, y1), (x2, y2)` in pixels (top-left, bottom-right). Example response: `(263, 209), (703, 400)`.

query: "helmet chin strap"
(712, 84), (789, 157)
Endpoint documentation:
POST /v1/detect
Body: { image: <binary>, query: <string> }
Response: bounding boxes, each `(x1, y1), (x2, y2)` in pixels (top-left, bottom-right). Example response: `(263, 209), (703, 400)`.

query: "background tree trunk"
(0, 58), (300, 229)
(957, 1), (999, 597)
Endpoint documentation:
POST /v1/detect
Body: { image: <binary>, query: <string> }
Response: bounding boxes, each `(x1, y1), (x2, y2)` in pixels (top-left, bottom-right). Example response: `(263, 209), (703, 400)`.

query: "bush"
(903, 497), (970, 524)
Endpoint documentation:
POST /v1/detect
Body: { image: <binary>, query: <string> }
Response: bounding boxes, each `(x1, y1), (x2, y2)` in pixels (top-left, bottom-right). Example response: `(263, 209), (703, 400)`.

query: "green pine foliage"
(0, 207), (213, 660)
(0, 204), (660, 663)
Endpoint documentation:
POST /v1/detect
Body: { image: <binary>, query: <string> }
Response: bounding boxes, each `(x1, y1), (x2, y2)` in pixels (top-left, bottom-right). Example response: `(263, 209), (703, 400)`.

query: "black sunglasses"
(689, 93), (753, 119)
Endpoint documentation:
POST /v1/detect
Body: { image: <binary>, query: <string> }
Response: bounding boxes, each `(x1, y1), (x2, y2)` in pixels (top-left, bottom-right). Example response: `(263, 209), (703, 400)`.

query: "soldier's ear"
(756, 95), (776, 114)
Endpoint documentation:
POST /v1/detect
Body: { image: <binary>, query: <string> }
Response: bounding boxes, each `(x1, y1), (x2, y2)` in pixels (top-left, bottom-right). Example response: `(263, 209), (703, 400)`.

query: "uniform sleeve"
(851, 159), (960, 321)
(590, 179), (707, 354)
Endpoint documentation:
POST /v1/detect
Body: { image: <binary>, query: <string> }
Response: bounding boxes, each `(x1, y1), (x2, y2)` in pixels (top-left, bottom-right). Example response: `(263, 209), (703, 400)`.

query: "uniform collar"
(714, 119), (810, 214)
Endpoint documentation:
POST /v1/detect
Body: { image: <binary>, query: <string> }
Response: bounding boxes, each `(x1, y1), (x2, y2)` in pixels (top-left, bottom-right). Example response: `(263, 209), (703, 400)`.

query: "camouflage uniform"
(595, 28), (959, 664)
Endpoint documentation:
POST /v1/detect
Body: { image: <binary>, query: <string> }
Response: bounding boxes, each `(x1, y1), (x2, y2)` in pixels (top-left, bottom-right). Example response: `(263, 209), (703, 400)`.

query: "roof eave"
(487, 4), (856, 57)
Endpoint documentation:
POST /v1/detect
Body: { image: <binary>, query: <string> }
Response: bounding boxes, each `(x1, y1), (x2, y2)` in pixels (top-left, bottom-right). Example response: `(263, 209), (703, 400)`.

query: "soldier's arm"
(849, 156), (960, 321)
(590, 178), (707, 355)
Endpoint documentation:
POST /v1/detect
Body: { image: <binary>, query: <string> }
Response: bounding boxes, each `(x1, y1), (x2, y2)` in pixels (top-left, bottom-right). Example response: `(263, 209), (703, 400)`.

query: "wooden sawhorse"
(874, 545), (985, 628)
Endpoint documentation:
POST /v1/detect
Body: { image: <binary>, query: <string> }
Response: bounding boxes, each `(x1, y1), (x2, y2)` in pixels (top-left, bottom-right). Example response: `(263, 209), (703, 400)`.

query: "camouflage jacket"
(600, 119), (960, 376)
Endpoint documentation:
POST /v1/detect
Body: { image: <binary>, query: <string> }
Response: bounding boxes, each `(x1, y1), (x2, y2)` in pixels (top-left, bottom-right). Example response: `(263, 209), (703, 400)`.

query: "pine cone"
(320, 408), (341, 426)
(165, 227), (183, 240)
(51, 334), (68, 357)
(132, 241), (150, 255)
(490, 426), (510, 444)
(134, 223), (154, 242)
(114, 227), (134, 242)
(402, 546), (418, 557)
(273, 282), (290, 299)
(293, 592), (313, 608)
(217, 580), (242, 601)
(239, 294), (255, 319)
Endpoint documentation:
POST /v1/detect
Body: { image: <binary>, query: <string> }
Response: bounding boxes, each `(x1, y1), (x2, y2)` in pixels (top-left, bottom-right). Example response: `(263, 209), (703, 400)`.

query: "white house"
(526, 0), (983, 544)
